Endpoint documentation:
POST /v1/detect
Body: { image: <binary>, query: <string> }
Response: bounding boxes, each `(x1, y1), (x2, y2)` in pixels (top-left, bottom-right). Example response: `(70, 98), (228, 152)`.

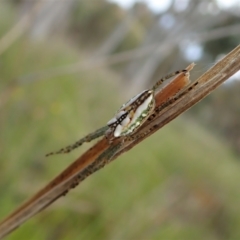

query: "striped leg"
(46, 126), (108, 157)
(152, 69), (187, 91)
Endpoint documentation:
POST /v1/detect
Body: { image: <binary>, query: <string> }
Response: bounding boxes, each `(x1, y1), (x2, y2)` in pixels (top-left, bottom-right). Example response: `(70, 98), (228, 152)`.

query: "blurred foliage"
(204, 16), (240, 60)
(69, 0), (154, 51)
(1, 1), (240, 239)
(70, 0), (124, 47)
(189, 81), (240, 154)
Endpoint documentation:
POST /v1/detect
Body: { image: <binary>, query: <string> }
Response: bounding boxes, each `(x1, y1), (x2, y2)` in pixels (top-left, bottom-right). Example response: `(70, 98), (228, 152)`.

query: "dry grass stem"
(0, 45), (239, 239)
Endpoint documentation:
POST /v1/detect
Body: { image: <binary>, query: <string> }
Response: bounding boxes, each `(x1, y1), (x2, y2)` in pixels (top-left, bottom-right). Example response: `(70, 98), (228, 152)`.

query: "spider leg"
(66, 143), (122, 191)
(153, 80), (200, 117)
(152, 69), (188, 91)
(46, 126), (108, 157)
(123, 132), (145, 143)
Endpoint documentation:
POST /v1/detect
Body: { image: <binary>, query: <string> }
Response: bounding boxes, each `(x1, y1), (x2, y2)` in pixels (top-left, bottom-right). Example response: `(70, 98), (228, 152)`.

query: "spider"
(46, 68), (188, 157)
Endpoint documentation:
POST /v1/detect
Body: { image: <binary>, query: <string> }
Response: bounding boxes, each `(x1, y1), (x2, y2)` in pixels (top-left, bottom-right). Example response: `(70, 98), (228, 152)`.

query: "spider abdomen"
(107, 90), (155, 138)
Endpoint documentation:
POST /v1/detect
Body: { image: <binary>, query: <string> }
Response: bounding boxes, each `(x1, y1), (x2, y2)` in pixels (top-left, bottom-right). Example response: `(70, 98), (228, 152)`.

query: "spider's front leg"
(152, 69), (188, 91)
(46, 126), (108, 157)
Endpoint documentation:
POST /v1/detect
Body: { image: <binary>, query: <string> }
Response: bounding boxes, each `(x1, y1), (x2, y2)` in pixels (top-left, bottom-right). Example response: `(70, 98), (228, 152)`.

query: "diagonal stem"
(0, 45), (239, 239)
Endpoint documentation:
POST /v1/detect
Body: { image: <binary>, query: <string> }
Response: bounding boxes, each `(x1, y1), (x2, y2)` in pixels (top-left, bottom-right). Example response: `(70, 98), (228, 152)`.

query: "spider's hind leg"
(46, 126), (108, 157)
(152, 69), (188, 91)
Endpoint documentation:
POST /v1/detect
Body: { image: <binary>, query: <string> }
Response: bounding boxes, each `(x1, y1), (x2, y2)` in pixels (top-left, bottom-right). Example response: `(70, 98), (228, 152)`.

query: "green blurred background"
(1, 0), (240, 239)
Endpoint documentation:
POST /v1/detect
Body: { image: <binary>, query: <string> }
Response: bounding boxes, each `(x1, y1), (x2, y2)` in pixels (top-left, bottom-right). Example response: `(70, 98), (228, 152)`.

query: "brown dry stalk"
(0, 45), (240, 239)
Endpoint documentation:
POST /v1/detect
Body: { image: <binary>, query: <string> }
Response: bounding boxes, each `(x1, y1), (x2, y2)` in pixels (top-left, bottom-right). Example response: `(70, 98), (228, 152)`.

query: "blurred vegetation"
(69, 1), (154, 51)
(189, 81), (240, 155)
(1, 0), (240, 239)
